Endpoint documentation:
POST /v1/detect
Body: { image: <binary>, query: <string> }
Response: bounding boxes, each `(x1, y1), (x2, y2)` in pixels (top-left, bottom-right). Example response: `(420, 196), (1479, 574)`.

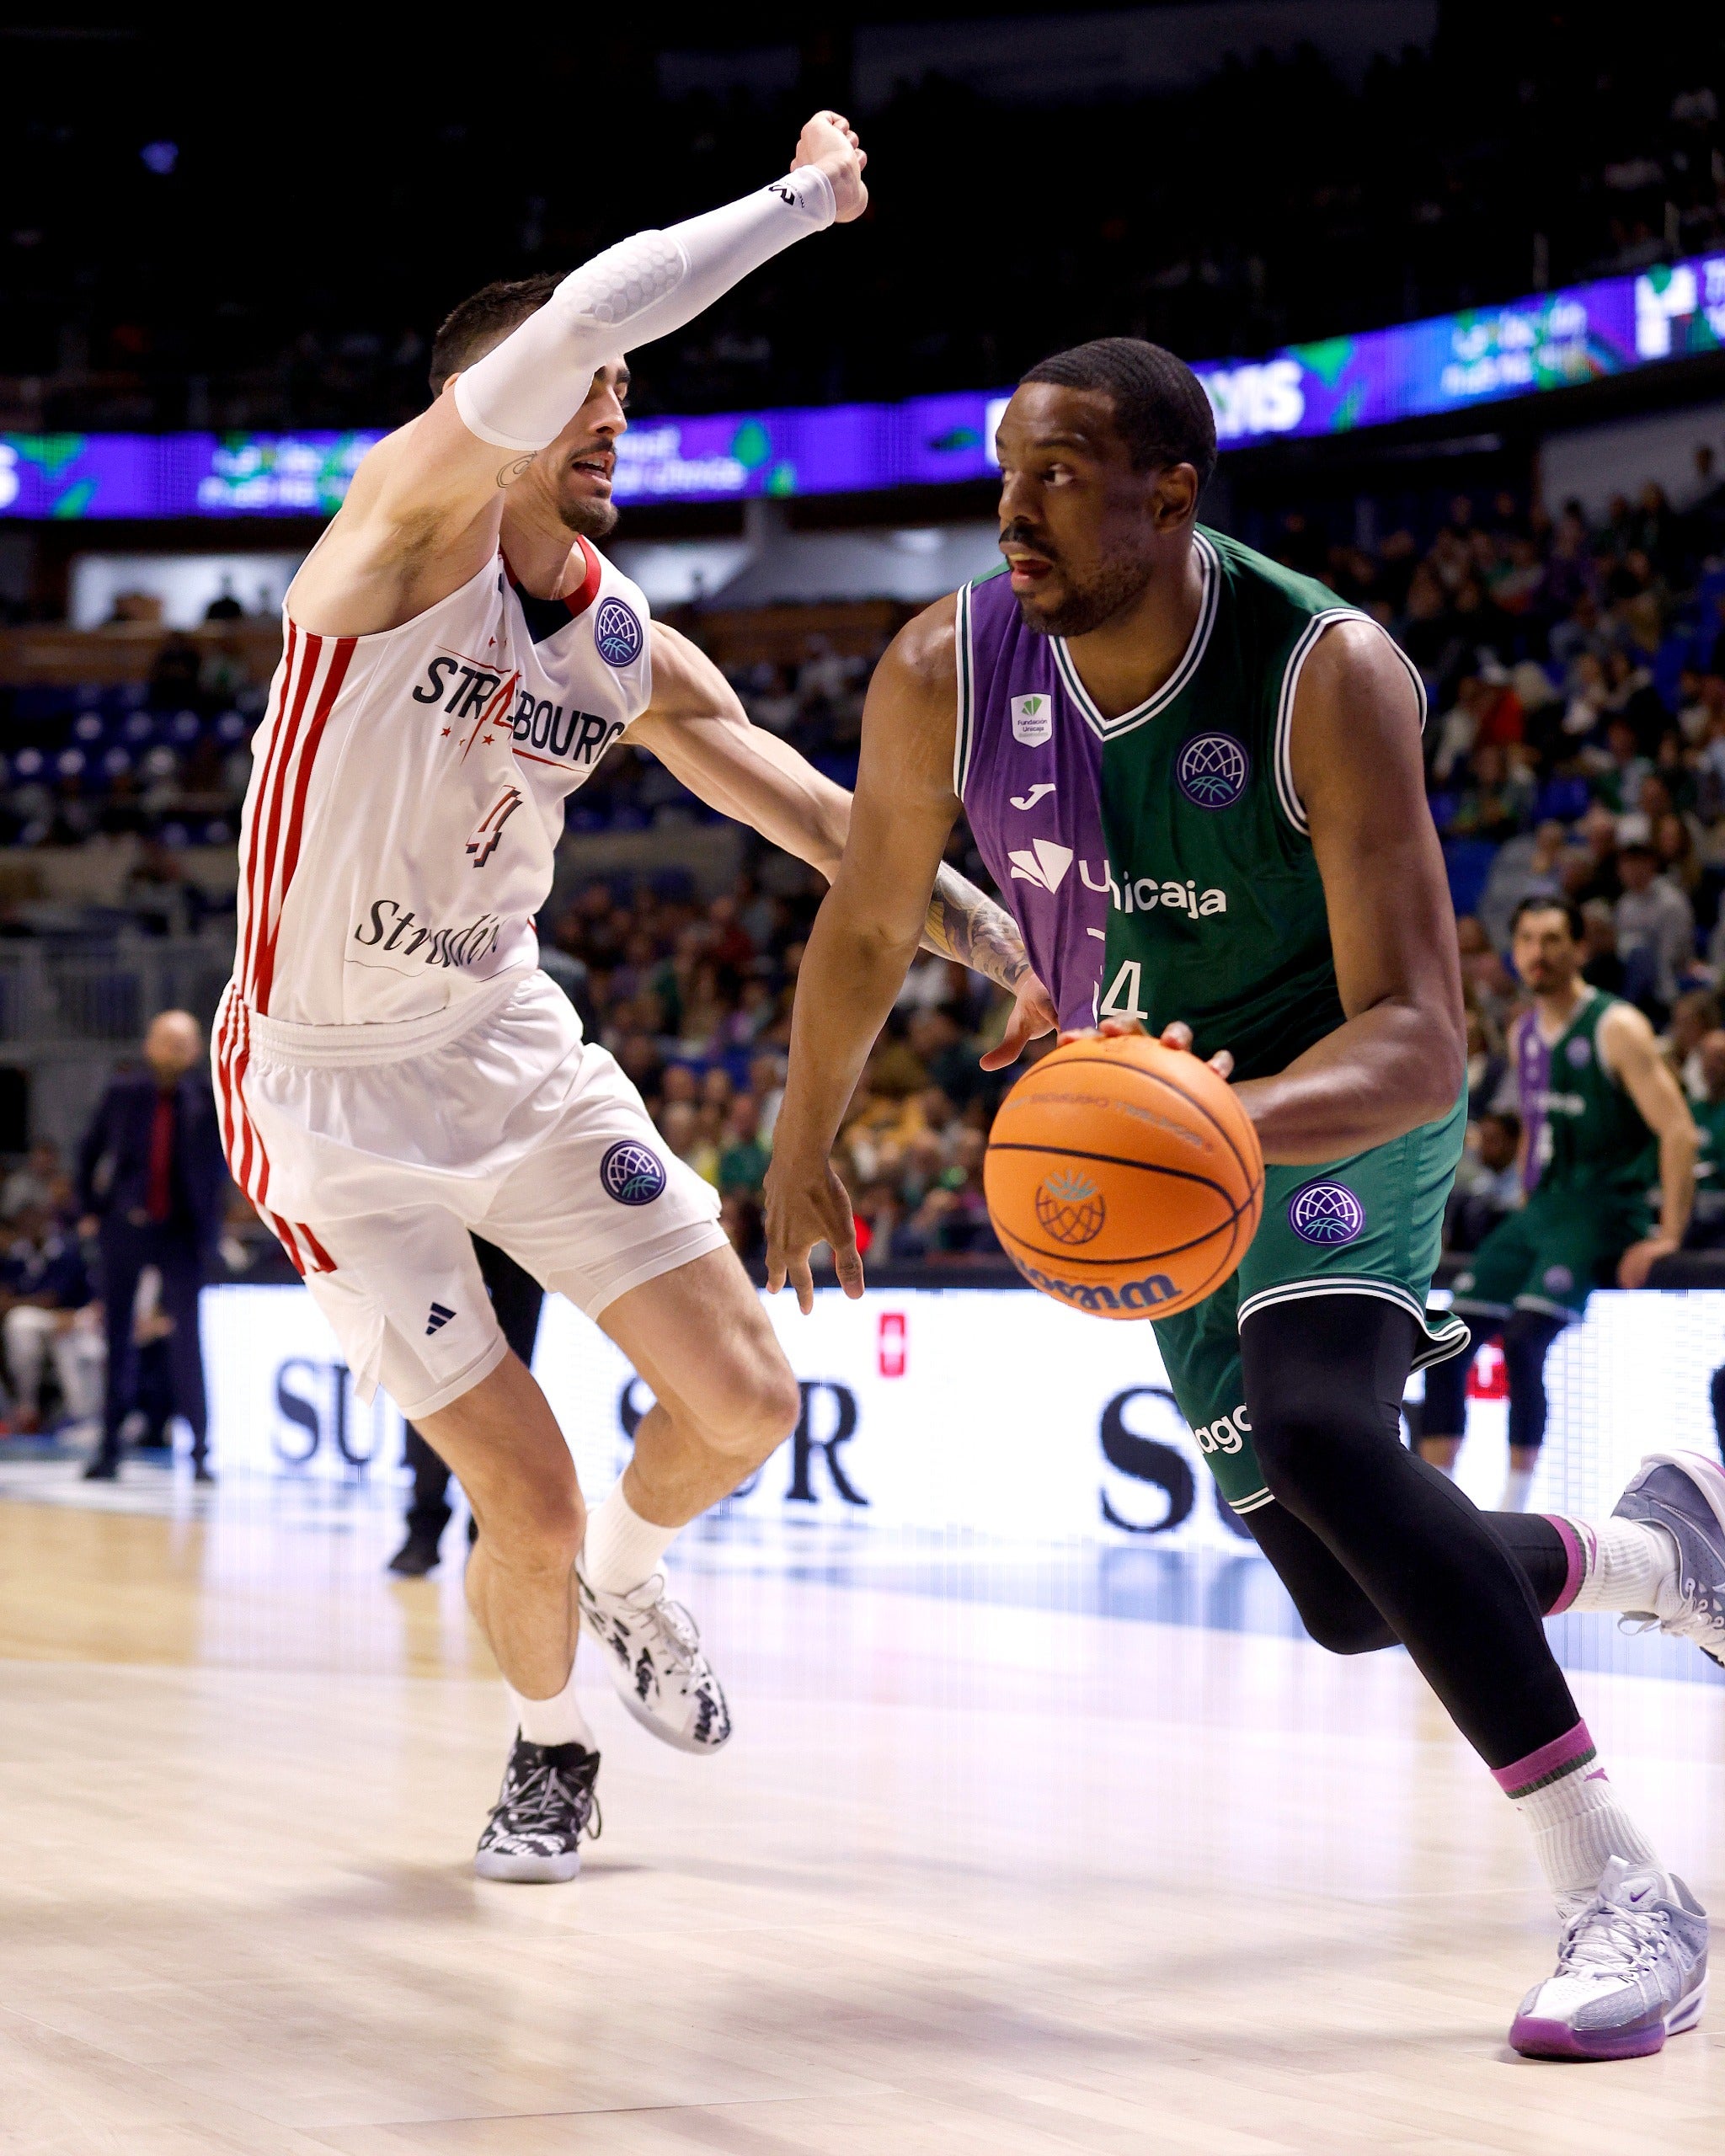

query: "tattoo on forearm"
(923, 867), (1029, 991)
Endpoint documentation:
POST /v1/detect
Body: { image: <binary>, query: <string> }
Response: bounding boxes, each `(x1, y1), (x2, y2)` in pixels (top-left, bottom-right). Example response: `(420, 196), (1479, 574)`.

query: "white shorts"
(216, 972), (725, 1421)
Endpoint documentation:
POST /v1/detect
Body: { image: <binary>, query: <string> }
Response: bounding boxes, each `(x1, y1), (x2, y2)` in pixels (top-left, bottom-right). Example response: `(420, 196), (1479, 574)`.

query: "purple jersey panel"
(957, 572), (1108, 1031)
(1511, 1011), (1550, 1194)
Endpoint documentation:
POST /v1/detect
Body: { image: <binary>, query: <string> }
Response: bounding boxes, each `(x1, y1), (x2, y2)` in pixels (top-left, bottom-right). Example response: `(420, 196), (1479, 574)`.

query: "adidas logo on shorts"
(425, 1300), (456, 1337)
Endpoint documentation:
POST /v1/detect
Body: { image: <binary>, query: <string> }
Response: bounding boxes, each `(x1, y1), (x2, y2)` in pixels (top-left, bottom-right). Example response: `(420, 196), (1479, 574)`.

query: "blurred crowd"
(4, 28), (1721, 431)
(547, 862), (1024, 1273)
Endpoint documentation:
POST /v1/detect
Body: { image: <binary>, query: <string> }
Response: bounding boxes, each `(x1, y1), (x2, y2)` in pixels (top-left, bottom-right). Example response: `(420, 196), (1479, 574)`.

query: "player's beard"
(1016, 550), (1153, 639)
(558, 494), (620, 541)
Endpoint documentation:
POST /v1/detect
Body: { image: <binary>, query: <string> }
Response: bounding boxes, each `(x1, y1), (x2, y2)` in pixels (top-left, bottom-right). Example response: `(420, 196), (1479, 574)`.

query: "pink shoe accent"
(1510, 2013), (1668, 2061)
(1493, 1719), (1595, 1798)
(1544, 1515), (1587, 1614)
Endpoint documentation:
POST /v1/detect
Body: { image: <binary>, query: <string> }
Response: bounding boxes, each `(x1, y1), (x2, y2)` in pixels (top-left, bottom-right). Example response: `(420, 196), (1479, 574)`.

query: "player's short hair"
(429, 275), (556, 398)
(1509, 894), (1583, 942)
(1019, 337), (1218, 489)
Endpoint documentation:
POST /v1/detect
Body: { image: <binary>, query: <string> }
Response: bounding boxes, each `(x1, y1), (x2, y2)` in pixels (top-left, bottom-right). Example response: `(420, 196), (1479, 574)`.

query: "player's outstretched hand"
(978, 970), (1058, 1071)
(792, 111), (868, 222)
(765, 1155), (864, 1315)
(1055, 1015), (1236, 1081)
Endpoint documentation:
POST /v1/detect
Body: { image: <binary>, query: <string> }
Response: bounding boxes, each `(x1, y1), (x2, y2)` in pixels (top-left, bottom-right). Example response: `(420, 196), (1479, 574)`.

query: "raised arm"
(291, 113), (867, 637)
(1231, 620), (1466, 1161)
(762, 600), (967, 1310)
(633, 622), (1051, 1022)
(1601, 1001), (1699, 1284)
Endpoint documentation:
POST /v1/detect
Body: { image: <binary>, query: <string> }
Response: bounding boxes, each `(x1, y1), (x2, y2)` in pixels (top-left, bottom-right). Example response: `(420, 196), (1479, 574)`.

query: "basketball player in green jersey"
(765, 339), (1721, 2057)
(1421, 895), (1699, 1506)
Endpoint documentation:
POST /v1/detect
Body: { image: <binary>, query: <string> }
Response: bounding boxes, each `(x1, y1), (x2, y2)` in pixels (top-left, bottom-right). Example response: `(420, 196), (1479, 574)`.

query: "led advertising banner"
(5, 253), (1722, 519)
(200, 1281), (1722, 1556)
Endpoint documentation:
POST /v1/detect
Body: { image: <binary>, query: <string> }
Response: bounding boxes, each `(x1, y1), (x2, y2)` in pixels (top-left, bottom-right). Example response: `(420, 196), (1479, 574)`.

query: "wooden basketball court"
(3, 1469), (1722, 2153)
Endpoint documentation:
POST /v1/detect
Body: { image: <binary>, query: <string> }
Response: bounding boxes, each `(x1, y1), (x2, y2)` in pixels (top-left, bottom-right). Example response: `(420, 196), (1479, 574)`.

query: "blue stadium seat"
(13, 686), (77, 723)
(1444, 837), (1499, 920)
(1535, 775), (1590, 821)
(1653, 629), (1695, 710)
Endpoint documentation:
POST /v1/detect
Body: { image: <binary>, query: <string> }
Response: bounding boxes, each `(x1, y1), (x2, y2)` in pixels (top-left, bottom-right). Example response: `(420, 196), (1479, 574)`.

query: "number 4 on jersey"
(1099, 959), (1150, 1023)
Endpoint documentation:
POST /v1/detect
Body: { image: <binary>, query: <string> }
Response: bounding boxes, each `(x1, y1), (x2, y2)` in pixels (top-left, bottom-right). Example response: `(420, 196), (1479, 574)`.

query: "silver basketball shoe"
(1512, 1855), (1707, 2059)
(1611, 1449), (1725, 1666)
(575, 1566), (732, 1753)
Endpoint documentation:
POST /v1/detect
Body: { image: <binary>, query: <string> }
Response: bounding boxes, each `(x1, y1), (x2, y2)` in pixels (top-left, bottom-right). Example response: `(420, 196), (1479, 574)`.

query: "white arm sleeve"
(453, 165), (836, 453)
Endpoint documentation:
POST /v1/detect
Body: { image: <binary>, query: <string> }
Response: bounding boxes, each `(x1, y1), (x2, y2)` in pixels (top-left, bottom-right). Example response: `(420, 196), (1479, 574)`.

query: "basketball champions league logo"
(1034, 1170), (1106, 1246)
(1288, 1181), (1366, 1246)
(1175, 732), (1250, 809)
(594, 597), (644, 669)
(600, 1139), (666, 1205)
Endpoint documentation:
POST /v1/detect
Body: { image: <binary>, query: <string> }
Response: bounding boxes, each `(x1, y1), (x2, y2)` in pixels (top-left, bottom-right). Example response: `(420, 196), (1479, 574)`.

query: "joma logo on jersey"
(353, 901), (503, 969)
(1080, 861), (1229, 915)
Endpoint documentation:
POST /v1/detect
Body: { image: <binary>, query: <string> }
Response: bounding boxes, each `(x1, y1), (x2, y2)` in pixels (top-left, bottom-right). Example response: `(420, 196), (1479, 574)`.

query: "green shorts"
(1151, 1094), (1467, 1517)
(1451, 1182), (1651, 1323)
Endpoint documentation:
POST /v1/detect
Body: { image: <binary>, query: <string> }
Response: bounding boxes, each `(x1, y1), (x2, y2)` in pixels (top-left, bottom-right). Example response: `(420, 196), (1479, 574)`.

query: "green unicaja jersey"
(1088, 527), (1425, 1081)
(1526, 990), (1658, 1196)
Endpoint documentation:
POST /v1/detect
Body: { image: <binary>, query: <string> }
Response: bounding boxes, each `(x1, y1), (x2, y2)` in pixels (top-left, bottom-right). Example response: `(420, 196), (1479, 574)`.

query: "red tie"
(146, 1092), (175, 1223)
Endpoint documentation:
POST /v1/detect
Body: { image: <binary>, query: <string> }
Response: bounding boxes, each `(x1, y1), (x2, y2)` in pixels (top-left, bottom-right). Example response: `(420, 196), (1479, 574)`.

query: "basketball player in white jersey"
(218, 113), (1053, 1880)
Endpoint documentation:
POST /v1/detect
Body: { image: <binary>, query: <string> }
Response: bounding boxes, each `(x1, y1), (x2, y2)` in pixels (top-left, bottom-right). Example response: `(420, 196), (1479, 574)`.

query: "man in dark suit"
(77, 1010), (227, 1480)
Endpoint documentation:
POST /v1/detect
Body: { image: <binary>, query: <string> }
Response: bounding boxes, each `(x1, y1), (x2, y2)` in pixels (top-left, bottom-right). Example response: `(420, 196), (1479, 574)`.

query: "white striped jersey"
(213, 539), (651, 1274)
(226, 536), (652, 1031)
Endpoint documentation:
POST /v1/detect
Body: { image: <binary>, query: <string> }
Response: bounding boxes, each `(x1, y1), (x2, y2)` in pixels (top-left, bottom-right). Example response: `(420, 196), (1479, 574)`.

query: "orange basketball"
(984, 1033), (1263, 1320)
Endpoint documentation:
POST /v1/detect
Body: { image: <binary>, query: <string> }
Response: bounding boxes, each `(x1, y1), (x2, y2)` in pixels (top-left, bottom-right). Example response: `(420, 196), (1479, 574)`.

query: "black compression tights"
(1237, 1294), (1581, 1771)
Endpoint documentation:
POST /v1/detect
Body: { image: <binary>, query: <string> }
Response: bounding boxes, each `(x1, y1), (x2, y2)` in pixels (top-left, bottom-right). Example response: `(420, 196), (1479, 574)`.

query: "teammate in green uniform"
(1689, 1027), (1725, 1244)
(762, 337), (1720, 2057)
(1420, 897), (1698, 1507)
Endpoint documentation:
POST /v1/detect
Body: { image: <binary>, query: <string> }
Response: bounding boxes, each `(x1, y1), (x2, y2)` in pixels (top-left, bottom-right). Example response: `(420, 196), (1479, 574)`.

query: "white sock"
(582, 1482), (680, 1595)
(1562, 1516), (1680, 1615)
(1500, 1465), (1536, 1512)
(1498, 1722), (1662, 1913)
(507, 1661), (595, 1751)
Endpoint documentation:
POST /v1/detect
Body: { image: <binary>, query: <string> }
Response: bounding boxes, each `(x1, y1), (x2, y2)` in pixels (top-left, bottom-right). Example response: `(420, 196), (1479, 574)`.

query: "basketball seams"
(996, 1210), (1239, 1271)
(987, 1141), (1263, 1269)
(985, 1034), (1266, 1316)
(1023, 1049), (1258, 1194)
(985, 1138), (1239, 1203)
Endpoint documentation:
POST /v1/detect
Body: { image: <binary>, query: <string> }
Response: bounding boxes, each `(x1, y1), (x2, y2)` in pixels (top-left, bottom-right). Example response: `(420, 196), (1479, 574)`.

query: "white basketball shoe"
(575, 1566), (732, 1753)
(1610, 1450), (1725, 1666)
(1511, 1855), (1708, 2059)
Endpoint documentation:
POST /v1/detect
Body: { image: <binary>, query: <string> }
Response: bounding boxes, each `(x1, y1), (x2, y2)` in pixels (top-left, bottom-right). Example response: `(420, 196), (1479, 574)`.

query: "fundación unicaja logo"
(1012, 692), (1054, 746)
(1176, 732), (1250, 808)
